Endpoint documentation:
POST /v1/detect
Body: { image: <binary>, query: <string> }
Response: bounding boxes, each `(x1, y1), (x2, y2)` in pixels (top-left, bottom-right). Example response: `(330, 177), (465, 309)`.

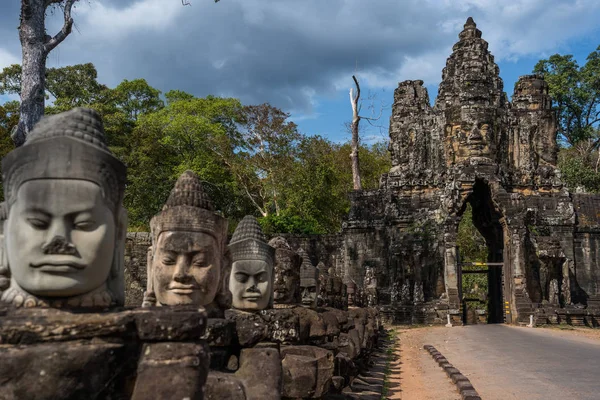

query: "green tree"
(232, 104), (302, 217)
(534, 48), (600, 192)
(125, 95), (249, 228)
(534, 50), (600, 147)
(0, 101), (19, 201)
(457, 203), (488, 306)
(46, 63), (108, 113)
(0, 63), (108, 114)
(558, 148), (600, 193)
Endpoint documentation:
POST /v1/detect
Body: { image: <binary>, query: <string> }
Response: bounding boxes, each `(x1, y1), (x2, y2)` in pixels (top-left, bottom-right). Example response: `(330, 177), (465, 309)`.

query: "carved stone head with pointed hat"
(298, 248), (319, 309)
(0, 108), (127, 308)
(268, 236), (301, 306)
(228, 215), (275, 311)
(144, 170), (228, 308)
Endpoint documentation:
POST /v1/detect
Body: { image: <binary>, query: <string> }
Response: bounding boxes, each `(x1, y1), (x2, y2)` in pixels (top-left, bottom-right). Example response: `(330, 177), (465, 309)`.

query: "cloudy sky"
(1, 0), (600, 143)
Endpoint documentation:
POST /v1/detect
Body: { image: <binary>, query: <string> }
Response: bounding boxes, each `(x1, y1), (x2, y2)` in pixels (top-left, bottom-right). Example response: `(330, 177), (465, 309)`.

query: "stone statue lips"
(273, 290), (286, 300)
(30, 259), (86, 273)
(241, 293), (262, 302)
(168, 284), (199, 295)
(273, 286), (287, 299)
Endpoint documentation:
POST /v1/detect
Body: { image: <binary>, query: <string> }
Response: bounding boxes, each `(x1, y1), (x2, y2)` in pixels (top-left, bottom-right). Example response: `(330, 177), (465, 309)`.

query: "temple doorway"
(456, 179), (506, 324)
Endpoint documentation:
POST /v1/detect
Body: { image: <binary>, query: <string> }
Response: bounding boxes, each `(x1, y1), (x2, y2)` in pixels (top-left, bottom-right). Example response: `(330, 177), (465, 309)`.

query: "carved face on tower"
(347, 280), (357, 307)
(451, 107), (494, 162)
(0, 108), (127, 308)
(268, 236), (301, 305)
(298, 249), (319, 308)
(145, 170), (228, 308)
(228, 216), (275, 311)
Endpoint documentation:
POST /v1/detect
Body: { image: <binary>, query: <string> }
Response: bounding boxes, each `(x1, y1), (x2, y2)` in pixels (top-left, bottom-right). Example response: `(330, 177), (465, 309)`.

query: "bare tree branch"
(44, 0), (76, 53)
(349, 75), (362, 190)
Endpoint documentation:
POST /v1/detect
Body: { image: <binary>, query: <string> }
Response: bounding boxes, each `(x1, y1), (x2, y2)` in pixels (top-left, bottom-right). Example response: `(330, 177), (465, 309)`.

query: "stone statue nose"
(42, 235), (79, 256)
(468, 127), (483, 142)
(173, 260), (192, 282)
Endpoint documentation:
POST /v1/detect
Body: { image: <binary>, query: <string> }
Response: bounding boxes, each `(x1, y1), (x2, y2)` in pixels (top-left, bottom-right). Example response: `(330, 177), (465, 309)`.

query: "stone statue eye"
(235, 272), (249, 283)
(192, 254), (207, 267)
(74, 220), (96, 231)
(27, 218), (49, 230)
(162, 257), (176, 265)
(256, 272), (267, 283)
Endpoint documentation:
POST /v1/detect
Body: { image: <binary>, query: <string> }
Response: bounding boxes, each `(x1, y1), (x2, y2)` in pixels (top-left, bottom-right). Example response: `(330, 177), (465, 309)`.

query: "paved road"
(420, 325), (600, 400)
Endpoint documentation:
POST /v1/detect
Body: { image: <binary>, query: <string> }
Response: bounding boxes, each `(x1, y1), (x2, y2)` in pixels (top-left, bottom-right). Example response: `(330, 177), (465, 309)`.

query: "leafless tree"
(349, 75), (384, 190)
(13, 0), (78, 147)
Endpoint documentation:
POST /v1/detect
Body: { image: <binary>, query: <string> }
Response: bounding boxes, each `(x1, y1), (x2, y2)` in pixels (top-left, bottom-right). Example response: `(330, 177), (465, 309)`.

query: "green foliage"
(259, 212), (322, 235)
(457, 203), (488, 305)
(558, 147), (600, 193)
(534, 49), (600, 147)
(123, 96), (246, 228)
(457, 204), (488, 262)
(0, 64), (23, 95)
(46, 63), (108, 113)
(0, 101), (18, 202)
(0, 62), (392, 234)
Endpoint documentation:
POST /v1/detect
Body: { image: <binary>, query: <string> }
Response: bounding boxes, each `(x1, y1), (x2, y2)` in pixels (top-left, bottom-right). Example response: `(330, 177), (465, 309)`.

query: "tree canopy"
(534, 47), (600, 193)
(0, 62), (391, 233)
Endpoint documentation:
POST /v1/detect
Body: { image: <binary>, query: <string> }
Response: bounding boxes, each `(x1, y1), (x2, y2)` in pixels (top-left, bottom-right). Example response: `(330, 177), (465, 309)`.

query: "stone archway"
(445, 179), (509, 324)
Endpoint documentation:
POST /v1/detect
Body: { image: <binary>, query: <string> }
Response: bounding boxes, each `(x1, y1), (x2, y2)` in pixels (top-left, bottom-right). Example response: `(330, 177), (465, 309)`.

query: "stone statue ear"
(0, 203), (10, 296)
(107, 206), (127, 306)
(142, 245), (156, 307)
(215, 249), (232, 310)
(267, 260), (274, 309)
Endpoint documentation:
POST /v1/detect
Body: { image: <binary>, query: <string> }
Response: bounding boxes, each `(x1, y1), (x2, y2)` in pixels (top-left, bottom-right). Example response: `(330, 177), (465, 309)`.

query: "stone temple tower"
(343, 18), (600, 325)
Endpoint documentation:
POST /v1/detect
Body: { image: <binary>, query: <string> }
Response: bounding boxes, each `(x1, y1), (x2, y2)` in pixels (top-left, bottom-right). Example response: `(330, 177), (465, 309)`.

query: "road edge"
(423, 344), (481, 400)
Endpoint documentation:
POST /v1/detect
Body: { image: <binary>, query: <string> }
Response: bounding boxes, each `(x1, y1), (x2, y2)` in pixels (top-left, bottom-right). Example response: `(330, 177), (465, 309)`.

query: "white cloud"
(0, 47), (19, 69)
(71, 0), (186, 38)
(11, 0), (600, 116)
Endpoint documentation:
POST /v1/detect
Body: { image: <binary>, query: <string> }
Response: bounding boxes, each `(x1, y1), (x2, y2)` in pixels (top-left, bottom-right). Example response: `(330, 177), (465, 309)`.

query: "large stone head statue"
(346, 280), (357, 307)
(0, 108), (127, 308)
(228, 215), (275, 311)
(268, 236), (301, 306)
(143, 170), (228, 308)
(298, 248), (319, 309)
(449, 106), (495, 163)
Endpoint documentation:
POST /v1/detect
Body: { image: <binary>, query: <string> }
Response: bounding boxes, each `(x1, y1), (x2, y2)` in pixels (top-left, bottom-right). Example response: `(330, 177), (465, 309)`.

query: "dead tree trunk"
(13, 0), (75, 147)
(349, 75), (362, 190)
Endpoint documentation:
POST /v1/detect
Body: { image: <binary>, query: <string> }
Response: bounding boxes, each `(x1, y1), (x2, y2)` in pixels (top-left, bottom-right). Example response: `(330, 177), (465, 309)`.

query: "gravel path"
(387, 327), (460, 400)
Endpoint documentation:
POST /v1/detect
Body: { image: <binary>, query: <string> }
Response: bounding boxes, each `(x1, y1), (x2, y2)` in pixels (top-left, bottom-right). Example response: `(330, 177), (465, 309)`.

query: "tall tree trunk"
(14, 0), (75, 147)
(349, 75), (362, 190)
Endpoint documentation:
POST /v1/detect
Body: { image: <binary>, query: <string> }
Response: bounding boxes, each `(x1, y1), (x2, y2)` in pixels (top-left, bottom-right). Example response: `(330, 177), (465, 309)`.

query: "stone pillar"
(443, 230), (460, 308)
(506, 225), (530, 322)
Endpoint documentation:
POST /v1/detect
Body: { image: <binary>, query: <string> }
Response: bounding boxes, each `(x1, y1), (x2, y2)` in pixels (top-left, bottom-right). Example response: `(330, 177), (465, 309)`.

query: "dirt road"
(386, 324), (600, 400)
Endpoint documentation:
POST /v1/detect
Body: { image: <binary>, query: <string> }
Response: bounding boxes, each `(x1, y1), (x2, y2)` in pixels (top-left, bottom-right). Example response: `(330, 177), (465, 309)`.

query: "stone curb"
(423, 345), (481, 400)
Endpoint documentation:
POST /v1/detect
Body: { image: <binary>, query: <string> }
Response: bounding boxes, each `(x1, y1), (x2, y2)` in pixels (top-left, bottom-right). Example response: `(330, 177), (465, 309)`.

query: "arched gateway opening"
(456, 179), (506, 324)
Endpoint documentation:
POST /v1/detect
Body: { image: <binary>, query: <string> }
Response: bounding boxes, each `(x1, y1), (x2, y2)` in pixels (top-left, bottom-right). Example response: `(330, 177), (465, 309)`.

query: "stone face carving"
(268, 236), (301, 306)
(228, 215), (275, 311)
(347, 280), (357, 307)
(343, 18), (600, 324)
(364, 265), (378, 307)
(0, 108), (127, 308)
(298, 248), (319, 308)
(328, 267), (344, 308)
(144, 170), (229, 309)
